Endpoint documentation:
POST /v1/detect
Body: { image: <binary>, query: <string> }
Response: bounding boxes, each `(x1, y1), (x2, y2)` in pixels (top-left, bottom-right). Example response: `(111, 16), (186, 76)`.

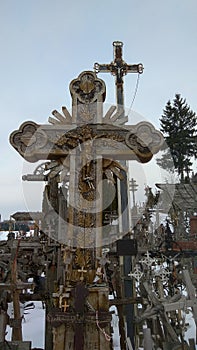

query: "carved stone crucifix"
(10, 70), (163, 250)
(9, 43), (164, 350)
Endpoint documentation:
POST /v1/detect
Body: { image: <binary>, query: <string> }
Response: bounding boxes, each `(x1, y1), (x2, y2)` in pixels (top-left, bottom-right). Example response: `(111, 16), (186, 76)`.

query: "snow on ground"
(0, 231), (9, 240)
(1, 232), (197, 348)
(6, 301), (45, 349)
(5, 302), (197, 349)
(5, 302), (121, 349)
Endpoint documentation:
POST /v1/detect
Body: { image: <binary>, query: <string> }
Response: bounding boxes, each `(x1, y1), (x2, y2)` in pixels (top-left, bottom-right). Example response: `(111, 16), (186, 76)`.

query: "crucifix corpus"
(10, 41), (163, 350)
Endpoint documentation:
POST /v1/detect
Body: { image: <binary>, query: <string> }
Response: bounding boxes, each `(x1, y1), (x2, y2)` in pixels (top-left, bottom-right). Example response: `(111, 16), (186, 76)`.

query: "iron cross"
(94, 41), (143, 109)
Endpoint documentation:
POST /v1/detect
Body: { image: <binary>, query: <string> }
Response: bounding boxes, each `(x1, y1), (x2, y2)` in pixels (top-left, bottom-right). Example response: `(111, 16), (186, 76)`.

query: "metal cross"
(94, 41), (143, 109)
(128, 265), (143, 283)
(139, 251), (156, 268)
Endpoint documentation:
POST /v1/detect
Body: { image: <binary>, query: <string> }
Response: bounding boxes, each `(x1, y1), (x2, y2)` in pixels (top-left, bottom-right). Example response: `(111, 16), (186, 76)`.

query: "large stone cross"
(10, 48), (163, 249)
(9, 44), (164, 350)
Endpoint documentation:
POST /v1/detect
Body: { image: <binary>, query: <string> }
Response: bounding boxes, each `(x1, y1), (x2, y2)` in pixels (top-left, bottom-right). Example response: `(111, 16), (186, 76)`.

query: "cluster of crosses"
(0, 41), (196, 350)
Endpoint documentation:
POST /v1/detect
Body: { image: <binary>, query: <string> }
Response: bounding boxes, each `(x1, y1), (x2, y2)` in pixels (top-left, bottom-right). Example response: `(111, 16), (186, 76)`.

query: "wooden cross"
(61, 299), (70, 312)
(71, 282), (89, 314)
(142, 282), (180, 344)
(0, 277), (34, 341)
(142, 280), (197, 346)
(52, 289), (70, 309)
(159, 270), (197, 345)
(78, 266), (87, 281)
(94, 41), (143, 108)
(71, 282), (90, 350)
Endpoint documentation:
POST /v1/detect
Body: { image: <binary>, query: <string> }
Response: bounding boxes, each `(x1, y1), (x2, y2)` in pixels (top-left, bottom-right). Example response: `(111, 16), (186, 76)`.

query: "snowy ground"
(6, 301), (45, 349)
(5, 300), (196, 349)
(1, 232), (121, 349)
(1, 232), (197, 348)
(5, 302), (121, 349)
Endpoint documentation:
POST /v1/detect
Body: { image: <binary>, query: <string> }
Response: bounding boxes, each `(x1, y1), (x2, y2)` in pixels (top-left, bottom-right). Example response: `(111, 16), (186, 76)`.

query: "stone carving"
(10, 121), (47, 162)
(49, 107), (72, 125)
(70, 71), (106, 105)
(10, 121), (163, 163)
(125, 122), (163, 162)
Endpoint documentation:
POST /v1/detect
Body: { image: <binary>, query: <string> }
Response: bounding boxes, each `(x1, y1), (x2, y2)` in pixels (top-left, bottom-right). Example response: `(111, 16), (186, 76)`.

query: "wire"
(96, 311), (111, 342)
(127, 73), (140, 115)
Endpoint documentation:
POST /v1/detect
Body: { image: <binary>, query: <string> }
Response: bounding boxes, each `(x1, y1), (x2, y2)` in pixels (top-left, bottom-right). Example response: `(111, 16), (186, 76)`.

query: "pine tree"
(157, 94), (197, 181)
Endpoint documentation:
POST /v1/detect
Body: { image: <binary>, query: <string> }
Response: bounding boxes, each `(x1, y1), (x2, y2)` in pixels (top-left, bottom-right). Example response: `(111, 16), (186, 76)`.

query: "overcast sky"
(0, 0), (197, 220)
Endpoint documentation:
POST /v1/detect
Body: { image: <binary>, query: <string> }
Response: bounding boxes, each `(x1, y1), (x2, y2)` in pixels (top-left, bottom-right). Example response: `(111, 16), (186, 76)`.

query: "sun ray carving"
(48, 106), (72, 125)
(103, 105), (128, 125)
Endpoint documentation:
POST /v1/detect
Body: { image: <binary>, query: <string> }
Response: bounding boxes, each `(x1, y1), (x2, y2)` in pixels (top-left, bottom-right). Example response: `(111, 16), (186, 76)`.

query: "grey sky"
(0, 0), (197, 219)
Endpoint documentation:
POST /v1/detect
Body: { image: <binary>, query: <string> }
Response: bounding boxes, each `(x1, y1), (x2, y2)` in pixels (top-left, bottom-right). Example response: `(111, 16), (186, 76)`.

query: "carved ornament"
(10, 122), (163, 163)
(70, 71), (106, 104)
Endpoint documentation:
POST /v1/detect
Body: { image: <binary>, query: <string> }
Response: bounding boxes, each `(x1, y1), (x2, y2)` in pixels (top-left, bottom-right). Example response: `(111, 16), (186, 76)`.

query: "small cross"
(139, 251), (156, 268)
(52, 286), (70, 309)
(94, 41), (143, 108)
(61, 299), (70, 312)
(78, 266), (87, 281)
(128, 266), (143, 283)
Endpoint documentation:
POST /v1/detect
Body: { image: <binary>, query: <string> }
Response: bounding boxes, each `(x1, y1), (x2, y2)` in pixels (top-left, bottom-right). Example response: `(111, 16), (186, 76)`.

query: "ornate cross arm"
(10, 121), (164, 163)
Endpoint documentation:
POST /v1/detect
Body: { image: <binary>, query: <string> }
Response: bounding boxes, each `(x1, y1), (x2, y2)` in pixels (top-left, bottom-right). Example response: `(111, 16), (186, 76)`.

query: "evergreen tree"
(157, 94), (197, 181)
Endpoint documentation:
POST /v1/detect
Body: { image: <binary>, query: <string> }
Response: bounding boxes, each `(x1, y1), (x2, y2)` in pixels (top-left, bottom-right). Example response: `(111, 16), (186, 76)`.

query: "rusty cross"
(94, 41), (143, 108)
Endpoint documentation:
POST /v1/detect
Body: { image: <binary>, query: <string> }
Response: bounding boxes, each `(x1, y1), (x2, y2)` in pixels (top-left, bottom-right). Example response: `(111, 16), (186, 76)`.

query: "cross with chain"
(94, 41), (143, 109)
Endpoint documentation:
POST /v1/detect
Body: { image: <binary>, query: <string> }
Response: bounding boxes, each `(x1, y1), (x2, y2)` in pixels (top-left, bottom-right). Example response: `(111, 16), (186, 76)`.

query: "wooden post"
(189, 338), (196, 350)
(182, 269), (197, 343)
(11, 242), (22, 341)
(126, 337), (134, 350)
(0, 309), (7, 342)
